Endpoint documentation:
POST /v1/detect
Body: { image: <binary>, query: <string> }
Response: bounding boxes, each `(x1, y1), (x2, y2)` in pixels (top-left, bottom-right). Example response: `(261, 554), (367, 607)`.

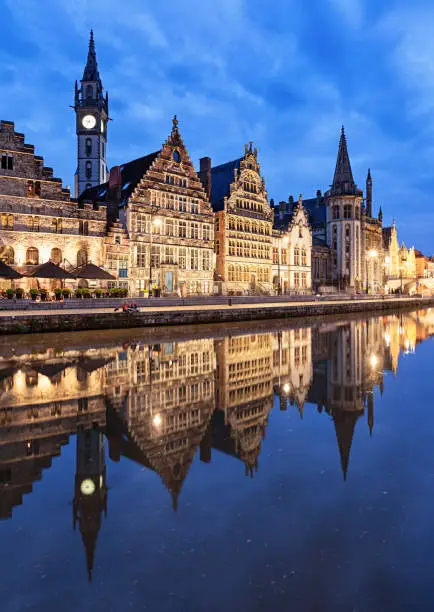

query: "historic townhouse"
(272, 195), (313, 293)
(199, 143), (273, 295)
(383, 221), (417, 293)
(81, 118), (215, 296)
(0, 120), (107, 292)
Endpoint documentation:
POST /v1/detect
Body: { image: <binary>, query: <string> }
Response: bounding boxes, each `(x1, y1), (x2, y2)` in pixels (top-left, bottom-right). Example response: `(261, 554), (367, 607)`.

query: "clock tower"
(74, 30), (108, 198)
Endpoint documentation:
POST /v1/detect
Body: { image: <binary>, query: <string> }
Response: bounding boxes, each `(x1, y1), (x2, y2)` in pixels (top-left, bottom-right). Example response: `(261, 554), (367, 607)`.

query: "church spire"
(366, 168), (373, 217)
(331, 126), (359, 196)
(332, 409), (360, 481)
(83, 29), (100, 82)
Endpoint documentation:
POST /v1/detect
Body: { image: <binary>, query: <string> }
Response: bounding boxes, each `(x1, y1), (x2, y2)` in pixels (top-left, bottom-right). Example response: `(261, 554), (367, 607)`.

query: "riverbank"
(0, 296), (432, 335)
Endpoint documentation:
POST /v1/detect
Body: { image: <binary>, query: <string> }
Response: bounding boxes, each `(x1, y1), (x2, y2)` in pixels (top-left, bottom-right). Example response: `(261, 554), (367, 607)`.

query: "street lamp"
(366, 249), (378, 294)
(148, 216), (161, 298)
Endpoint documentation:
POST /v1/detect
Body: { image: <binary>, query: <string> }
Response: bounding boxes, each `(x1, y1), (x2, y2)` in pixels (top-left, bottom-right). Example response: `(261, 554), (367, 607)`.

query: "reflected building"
(110, 339), (216, 509)
(212, 333), (274, 476)
(0, 353), (106, 520)
(273, 327), (313, 416)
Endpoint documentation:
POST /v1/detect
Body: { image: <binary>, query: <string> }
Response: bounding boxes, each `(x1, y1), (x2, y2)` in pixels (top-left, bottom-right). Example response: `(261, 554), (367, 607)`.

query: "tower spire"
(83, 29), (99, 81)
(331, 126), (358, 195)
(366, 167), (373, 217)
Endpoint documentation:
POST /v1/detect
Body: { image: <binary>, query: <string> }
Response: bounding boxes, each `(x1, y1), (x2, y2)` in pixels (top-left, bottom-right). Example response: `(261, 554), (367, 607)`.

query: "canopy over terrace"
(26, 261), (76, 280)
(71, 262), (116, 281)
(0, 261), (22, 280)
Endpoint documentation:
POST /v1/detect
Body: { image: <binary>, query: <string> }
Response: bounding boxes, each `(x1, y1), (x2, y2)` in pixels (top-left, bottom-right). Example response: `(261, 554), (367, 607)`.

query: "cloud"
(0, 0), (433, 251)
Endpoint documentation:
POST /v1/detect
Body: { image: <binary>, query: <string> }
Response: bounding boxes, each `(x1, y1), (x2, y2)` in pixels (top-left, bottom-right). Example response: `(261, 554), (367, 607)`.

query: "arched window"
(77, 249), (88, 267)
(173, 150), (181, 162)
(333, 205), (340, 220)
(85, 138), (92, 157)
(0, 246), (14, 264)
(26, 247), (39, 265)
(85, 84), (93, 99)
(85, 161), (92, 179)
(50, 248), (62, 265)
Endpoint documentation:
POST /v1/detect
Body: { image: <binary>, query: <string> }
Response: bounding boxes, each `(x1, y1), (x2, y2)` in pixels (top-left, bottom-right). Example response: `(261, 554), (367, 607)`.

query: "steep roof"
(327, 127), (363, 197)
(83, 30), (100, 82)
(79, 151), (160, 207)
(210, 158), (242, 211)
(274, 196), (326, 230)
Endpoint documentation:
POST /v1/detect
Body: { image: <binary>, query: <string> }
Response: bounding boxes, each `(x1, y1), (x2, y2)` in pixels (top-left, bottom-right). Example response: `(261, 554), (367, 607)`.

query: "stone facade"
(205, 143), (273, 295)
(272, 195), (313, 294)
(383, 222), (417, 292)
(0, 120), (109, 292)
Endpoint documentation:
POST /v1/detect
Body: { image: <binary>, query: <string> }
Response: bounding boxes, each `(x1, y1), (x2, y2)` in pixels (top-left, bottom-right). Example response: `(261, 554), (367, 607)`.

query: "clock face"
(82, 114), (96, 130)
(80, 478), (96, 496)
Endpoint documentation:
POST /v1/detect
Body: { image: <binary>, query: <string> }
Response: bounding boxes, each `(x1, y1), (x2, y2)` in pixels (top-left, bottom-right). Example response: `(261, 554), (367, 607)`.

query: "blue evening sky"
(0, 0), (433, 251)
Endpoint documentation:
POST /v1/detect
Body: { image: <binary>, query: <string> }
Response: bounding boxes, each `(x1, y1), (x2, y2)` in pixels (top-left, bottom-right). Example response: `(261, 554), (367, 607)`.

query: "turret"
(366, 168), (372, 217)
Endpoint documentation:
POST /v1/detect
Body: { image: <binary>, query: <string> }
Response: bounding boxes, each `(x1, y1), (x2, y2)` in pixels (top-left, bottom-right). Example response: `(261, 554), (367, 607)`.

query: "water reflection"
(1, 309), (434, 582)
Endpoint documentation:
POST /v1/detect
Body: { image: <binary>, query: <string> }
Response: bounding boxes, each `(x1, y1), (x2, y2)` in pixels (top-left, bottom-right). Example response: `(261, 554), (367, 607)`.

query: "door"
(165, 271), (174, 293)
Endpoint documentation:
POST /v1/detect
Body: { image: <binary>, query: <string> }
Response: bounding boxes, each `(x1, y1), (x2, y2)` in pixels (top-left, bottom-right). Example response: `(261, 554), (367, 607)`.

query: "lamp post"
(366, 249), (378, 294)
(148, 215), (161, 298)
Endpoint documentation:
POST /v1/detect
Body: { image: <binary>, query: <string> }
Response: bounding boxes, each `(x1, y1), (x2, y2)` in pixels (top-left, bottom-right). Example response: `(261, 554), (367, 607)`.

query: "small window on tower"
(173, 150), (181, 162)
(35, 181), (41, 197)
(85, 138), (92, 157)
(85, 84), (93, 99)
(7, 155), (13, 170)
(1, 154), (6, 169)
(86, 161), (92, 179)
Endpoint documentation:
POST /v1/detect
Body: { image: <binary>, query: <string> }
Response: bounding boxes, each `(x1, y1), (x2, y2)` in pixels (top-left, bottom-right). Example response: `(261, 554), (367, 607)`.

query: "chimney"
(198, 156), (212, 200)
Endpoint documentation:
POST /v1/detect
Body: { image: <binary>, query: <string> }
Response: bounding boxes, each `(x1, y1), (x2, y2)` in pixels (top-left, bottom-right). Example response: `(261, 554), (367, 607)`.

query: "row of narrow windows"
(0, 214), (89, 235)
(0, 246), (88, 266)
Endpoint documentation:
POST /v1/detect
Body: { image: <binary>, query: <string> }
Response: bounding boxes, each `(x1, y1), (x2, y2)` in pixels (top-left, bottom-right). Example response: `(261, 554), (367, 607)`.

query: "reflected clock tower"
(74, 30), (108, 197)
(73, 427), (107, 582)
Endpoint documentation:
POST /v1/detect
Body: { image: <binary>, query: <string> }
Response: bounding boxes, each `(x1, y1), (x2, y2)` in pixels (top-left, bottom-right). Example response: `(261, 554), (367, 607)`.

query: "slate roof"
(382, 226), (393, 249)
(273, 197), (326, 231)
(210, 158), (242, 211)
(79, 151), (160, 207)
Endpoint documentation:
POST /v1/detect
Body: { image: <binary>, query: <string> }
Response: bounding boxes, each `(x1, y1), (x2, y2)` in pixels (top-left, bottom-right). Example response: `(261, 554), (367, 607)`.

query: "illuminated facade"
(272, 195), (313, 293)
(204, 143), (273, 295)
(383, 222), (417, 293)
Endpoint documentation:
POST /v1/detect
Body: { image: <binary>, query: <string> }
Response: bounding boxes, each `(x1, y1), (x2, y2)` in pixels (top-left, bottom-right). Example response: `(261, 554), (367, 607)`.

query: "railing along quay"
(0, 294), (427, 311)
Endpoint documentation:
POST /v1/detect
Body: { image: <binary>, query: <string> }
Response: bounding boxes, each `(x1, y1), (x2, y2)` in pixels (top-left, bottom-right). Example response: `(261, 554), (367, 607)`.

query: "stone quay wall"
(0, 297), (432, 336)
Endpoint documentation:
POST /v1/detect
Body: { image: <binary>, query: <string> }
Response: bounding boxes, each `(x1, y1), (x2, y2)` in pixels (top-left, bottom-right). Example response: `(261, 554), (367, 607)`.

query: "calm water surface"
(1, 310), (434, 611)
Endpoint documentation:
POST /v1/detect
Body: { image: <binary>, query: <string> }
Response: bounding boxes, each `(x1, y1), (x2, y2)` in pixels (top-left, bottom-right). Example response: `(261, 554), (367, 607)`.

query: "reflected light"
(153, 217), (162, 227)
(384, 333), (390, 346)
(153, 413), (162, 428)
(370, 354), (378, 368)
(80, 478), (95, 496)
(368, 249), (378, 258)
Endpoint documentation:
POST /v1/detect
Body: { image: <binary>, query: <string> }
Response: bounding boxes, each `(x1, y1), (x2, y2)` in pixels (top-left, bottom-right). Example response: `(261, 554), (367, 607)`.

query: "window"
(118, 256), (128, 277)
(344, 205), (352, 219)
(179, 248), (186, 269)
(301, 249), (307, 266)
(50, 248), (62, 264)
(136, 243), (146, 267)
(281, 249), (287, 264)
(179, 220), (187, 238)
(333, 205), (340, 220)
(85, 161), (92, 179)
(85, 138), (92, 157)
(85, 84), (93, 99)
(302, 272), (307, 288)
(165, 246), (175, 264)
(85, 183), (92, 190)
(1, 213), (13, 230)
(151, 245), (160, 267)
(137, 214), (146, 233)
(203, 225), (210, 241)
(115, 235), (120, 245)
(26, 247), (39, 265)
(29, 216), (39, 232)
(52, 218), (62, 233)
(190, 249), (199, 270)
(191, 223), (199, 239)
(294, 247), (300, 266)
(273, 248), (279, 264)
(191, 200), (199, 214)
(294, 272), (300, 287)
(1, 153), (13, 170)
(0, 246), (14, 264)
(173, 150), (181, 162)
(166, 219), (175, 237)
(202, 250), (211, 270)
(77, 249), (88, 267)
(79, 220), (89, 235)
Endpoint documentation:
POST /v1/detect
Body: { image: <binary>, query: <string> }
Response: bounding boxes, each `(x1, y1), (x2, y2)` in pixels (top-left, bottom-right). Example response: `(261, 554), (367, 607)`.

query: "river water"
(1, 309), (434, 611)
